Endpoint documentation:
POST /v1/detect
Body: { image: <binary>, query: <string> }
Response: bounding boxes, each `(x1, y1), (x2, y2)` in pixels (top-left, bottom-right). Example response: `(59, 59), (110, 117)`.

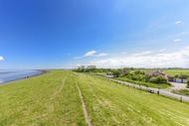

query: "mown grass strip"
(76, 73), (189, 126)
(76, 83), (93, 126)
(0, 70), (189, 126)
(0, 71), (87, 126)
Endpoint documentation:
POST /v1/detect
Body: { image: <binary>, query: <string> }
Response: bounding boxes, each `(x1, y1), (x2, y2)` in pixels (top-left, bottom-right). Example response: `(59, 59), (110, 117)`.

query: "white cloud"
(173, 38), (182, 42)
(96, 53), (108, 57)
(175, 21), (182, 25)
(84, 50), (97, 57)
(74, 50), (108, 59)
(159, 49), (167, 53)
(130, 51), (153, 57)
(89, 47), (189, 68)
(0, 56), (4, 61)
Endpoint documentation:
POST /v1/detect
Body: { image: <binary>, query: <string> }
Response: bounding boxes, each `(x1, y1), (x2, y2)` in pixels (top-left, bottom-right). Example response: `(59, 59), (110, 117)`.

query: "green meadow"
(0, 70), (189, 126)
(164, 69), (189, 76)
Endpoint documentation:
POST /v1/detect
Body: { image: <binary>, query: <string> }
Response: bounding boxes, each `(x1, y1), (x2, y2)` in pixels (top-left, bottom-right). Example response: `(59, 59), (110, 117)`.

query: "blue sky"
(0, 0), (189, 68)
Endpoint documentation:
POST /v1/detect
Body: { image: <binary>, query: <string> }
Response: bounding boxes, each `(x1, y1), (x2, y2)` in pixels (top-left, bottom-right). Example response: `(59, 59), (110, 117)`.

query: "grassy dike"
(0, 70), (189, 126)
(0, 71), (87, 126)
(76, 73), (189, 126)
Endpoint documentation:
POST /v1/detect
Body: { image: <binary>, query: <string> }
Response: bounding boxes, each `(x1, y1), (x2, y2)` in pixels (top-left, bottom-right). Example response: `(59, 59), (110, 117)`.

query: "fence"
(110, 79), (189, 103)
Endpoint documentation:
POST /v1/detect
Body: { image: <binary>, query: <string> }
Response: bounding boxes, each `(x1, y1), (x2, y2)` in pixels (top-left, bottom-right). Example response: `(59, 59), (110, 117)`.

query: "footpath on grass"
(109, 79), (189, 103)
(76, 83), (93, 126)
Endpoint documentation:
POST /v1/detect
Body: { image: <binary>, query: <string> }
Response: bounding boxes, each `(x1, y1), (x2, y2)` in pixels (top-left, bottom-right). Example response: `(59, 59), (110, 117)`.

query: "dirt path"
(76, 83), (93, 126)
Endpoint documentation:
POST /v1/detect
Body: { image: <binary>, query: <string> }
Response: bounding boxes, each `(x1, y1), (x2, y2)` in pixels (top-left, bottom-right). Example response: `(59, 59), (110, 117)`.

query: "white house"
(175, 78), (188, 83)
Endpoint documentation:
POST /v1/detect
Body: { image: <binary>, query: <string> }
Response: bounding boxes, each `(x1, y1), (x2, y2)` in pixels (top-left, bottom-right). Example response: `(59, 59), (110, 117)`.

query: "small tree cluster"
(149, 76), (167, 84)
(112, 70), (121, 77)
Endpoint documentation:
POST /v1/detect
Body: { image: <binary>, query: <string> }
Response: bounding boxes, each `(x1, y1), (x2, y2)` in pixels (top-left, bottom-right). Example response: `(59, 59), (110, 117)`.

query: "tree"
(112, 70), (121, 78)
(149, 76), (167, 84)
(174, 74), (179, 78)
(187, 79), (189, 88)
(134, 70), (145, 75)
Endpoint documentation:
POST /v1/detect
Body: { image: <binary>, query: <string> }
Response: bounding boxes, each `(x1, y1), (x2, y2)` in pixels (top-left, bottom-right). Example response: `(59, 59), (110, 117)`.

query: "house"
(77, 65), (85, 70)
(166, 74), (188, 84)
(148, 70), (188, 84)
(122, 68), (130, 76)
(174, 78), (188, 83)
(86, 65), (96, 69)
(166, 75), (175, 81)
(147, 70), (166, 77)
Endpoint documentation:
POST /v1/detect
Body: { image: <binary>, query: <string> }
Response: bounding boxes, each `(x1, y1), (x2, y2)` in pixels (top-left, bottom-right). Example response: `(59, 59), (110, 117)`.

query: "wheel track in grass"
(76, 82), (93, 126)
(50, 76), (67, 100)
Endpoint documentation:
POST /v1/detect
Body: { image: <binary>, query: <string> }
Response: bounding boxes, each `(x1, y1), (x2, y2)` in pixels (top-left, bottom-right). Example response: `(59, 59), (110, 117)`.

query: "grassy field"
(0, 71), (87, 126)
(0, 70), (189, 126)
(172, 89), (189, 96)
(164, 69), (189, 76)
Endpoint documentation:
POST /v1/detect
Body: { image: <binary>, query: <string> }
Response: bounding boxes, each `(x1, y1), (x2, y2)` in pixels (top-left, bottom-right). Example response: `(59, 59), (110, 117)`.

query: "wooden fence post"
(180, 96), (182, 102)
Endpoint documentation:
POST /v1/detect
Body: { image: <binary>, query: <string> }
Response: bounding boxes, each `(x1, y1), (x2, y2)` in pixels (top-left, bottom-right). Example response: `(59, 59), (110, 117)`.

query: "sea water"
(0, 70), (43, 84)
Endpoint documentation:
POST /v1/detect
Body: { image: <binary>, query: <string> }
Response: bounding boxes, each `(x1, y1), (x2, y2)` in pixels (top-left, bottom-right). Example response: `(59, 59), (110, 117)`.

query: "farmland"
(0, 70), (189, 126)
(164, 69), (189, 76)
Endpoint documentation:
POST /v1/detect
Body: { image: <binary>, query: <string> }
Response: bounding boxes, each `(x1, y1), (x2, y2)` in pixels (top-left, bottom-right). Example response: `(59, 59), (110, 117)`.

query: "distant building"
(78, 65), (85, 69)
(87, 65), (96, 69)
(147, 70), (188, 84)
(122, 68), (130, 76)
(166, 75), (175, 81)
(76, 65), (85, 71)
(147, 70), (166, 77)
(173, 78), (188, 83)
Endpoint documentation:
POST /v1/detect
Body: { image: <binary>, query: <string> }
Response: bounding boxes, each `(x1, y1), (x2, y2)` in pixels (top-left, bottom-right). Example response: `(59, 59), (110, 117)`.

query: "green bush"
(112, 70), (121, 77)
(149, 76), (167, 84)
(134, 70), (145, 75)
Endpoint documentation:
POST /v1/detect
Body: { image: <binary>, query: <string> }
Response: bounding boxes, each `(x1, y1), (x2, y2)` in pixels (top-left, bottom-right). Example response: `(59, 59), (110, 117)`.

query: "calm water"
(0, 70), (43, 84)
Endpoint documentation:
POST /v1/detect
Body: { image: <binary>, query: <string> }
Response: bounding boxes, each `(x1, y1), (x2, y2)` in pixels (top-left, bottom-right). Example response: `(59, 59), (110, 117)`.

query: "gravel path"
(169, 82), (188, 90)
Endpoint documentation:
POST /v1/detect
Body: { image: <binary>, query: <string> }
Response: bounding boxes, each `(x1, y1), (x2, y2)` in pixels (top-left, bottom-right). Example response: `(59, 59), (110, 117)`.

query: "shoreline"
(0, 70), (47, 85)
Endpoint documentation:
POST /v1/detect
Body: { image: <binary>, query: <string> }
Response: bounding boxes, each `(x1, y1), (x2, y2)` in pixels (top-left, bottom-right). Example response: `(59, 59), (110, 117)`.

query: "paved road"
(170, 82), (188, 90)
(110, 79), (189, 103)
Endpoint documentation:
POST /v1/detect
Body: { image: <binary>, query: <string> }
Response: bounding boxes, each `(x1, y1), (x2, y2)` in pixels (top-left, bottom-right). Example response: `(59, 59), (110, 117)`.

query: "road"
(109, 79), (189, 103)
(169, 82), (188, 90)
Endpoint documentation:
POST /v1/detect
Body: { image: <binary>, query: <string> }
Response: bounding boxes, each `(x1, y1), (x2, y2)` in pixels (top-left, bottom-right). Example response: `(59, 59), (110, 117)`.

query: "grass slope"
(76, 73), (189, 126)
(0, 71), (86, 126)
(0, 70), (189, 126)
(172, 89), (189, 96)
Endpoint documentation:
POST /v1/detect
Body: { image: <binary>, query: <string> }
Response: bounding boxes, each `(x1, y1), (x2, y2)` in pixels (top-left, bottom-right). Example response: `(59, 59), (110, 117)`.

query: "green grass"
(0, 71), (87, 126)
(172, 89), (189, 96)
(76, 73), (189, 126)
(117, 77), (170, 89)
(165, 69), (189, 76)
(0, 70), (189, 126)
